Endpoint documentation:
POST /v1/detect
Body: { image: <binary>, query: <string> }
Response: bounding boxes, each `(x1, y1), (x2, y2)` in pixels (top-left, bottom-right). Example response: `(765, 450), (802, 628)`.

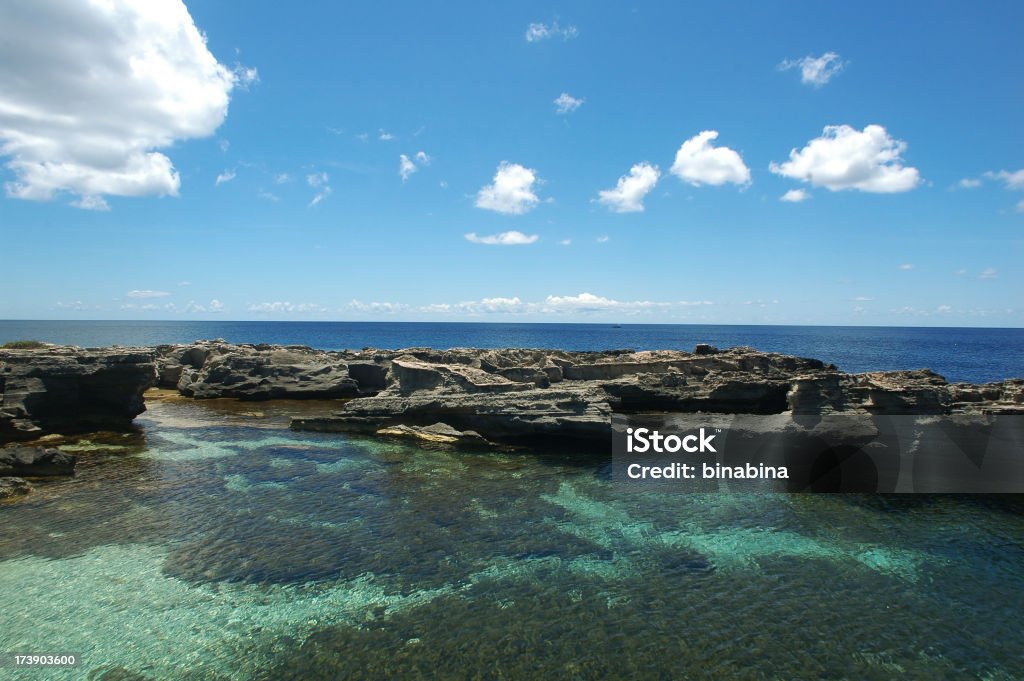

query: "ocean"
(1, 398), (1023, 679)
(1, 320), (1022, 384)
(2, 320), (1024, 679)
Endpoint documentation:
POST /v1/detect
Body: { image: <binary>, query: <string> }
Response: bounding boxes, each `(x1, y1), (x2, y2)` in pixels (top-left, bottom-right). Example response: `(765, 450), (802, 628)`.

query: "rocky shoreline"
(2, 339), (1022, 494)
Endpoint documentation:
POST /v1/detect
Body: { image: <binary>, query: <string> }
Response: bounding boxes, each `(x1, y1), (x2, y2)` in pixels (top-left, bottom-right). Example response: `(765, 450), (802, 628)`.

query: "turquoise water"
(2, 399), (1023, 679)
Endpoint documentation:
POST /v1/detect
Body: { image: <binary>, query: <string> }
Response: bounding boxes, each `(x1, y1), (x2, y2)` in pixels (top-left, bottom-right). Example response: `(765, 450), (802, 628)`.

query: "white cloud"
(307, 171), (330, 206)
(898, 263), (914, 270)
(475, 162), (540, 214)
(853, 296), (874, 301)
(979, 268), (998, 280)
(770, 124), (921, 193)
(559, 239), (572, 246)
(273, 173), (291, 184)
(554, 93), (584, 114)
(379, 129), (395, 141)
(525, 21), (578, 42)
(670, 131), (751, 187)
(346, 300), (410, 314)
(178, 281), (191, 286)
(219, 139), (230, 153)
(957, 177), (982, 189)
(248, 302), (327, 314)
(72, 195), (110, 211)
(596, 235), (610, 243)
(127, 289), (170, 299)
(937, 304), (952, 313)
(597, 162), (660, 213)
(1017, 199), (1024, 213)
(779, 52), (846, 87)
(542, 292), (667, 312)
(399, 151), (431, 182)
(399, 155), (417, 182)
(215, 169), (236, 186)
(780, 188), (810, 203)
(985, 169), (1024, 190)
(464, 230), (539, 245)
(0, 0), (250, 208)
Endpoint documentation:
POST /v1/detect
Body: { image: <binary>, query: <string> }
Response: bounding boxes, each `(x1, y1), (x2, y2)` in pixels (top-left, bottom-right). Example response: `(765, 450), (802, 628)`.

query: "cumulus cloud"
(956, 177), (982, 189)
(307, 172), (331, 206)
(670, 131), (751, 187)
(559, 239), (572, 246)
(475, 162), (540, 214)
(779, 52), (846, 87)
(525, 21), (578, 42)
(215, 169), (236, 186)
(379, 129), (395, 141)
(273, 173), (291, 184)
(464, 230), (539, 245)
(979, 268), (998, 280)
(985, 169), (1024, 190)
(596, 235), (610, 243)
(554, 93), (584, 114)
(597, 163), (660, 213)
(780, 188), (810, 202)
(898, 263), (914, 270)
(0, 0), (251, 208)
(770, 124), (921, 193)
(127, 290), (170, 299)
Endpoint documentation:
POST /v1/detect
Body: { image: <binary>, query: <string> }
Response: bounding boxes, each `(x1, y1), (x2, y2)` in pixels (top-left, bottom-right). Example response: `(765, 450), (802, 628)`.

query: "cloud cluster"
(126, 290), (171, 299)
(348, 293), (713, 318)
(770, 124), (920, 193)
(597, 163), (660, 212)
(670, 131), (751, 187)
(248, 302), (327, 314)
(554, 93), (584, 114)
(307, 172), (331, 206)
(475, 162), (540, 214)
(525, 21), (578, 42)
(464, 230), (538, 245)
(399, 151), (430, 182)
(0, 0), (252, 209)
(780, 52), (846, 86)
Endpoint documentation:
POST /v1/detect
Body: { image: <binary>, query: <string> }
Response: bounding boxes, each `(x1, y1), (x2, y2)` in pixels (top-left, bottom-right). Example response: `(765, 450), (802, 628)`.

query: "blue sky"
(0, 0), (1021, 325)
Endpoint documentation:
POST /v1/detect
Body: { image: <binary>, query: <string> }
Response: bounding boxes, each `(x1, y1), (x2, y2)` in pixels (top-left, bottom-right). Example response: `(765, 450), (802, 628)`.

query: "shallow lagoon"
(1, 398), (1022, 680)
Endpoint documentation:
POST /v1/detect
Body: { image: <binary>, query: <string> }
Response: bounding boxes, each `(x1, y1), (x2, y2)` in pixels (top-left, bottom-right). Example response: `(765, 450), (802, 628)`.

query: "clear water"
(2, 398), (1023, 679)
(2, 319), (1023, 384)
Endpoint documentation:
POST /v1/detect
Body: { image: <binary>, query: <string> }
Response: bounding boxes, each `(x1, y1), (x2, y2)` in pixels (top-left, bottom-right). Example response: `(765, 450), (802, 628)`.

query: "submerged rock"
(0, 346), (155, 442)
(376, 422), (496, 448)
(0, 446), (76, 476)
(0, 476), (31, 499)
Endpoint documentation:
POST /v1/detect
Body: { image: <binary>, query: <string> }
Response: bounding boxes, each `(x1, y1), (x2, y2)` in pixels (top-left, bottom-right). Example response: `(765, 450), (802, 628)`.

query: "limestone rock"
(0, 346), (155, 442)
(376, 422), (495, 447)
(0, 446), (76, 476)
(0, 476), (31, 500)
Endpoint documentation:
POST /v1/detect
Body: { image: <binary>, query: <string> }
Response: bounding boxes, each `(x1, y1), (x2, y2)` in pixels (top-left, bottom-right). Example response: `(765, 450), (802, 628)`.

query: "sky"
(0, 0), (1022, 326)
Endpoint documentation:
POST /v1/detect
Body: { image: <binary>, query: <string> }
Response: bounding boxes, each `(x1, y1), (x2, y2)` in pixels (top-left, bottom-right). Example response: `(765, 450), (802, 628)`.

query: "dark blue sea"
(1, 320), (1021, 384)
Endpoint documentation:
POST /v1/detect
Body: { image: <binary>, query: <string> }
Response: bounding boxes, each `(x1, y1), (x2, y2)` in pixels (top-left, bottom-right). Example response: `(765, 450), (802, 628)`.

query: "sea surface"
(1, 397), (1023, 679)
(2, 320), (1022, 384)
